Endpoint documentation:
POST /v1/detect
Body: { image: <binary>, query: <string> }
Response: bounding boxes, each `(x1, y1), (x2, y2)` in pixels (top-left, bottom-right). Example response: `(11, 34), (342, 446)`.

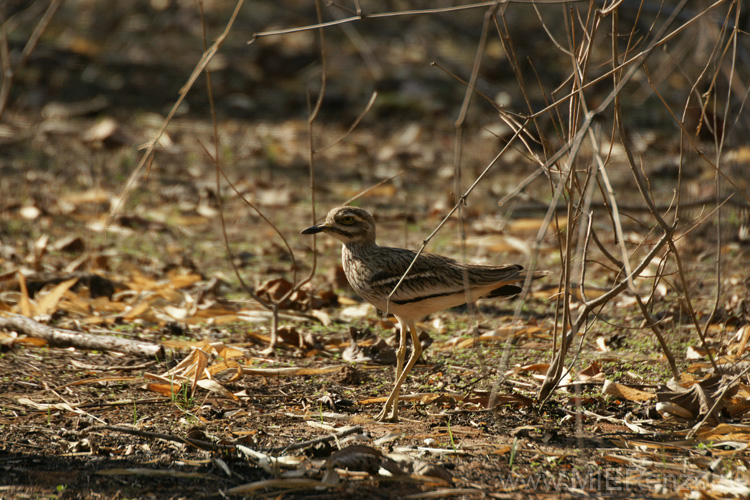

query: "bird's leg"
(260, 304), (280, 355)
(390, 322), (422, 418)
(394, 318), (407, 379)
(375, 320), (421, 423)
(375, 318), (409, 422)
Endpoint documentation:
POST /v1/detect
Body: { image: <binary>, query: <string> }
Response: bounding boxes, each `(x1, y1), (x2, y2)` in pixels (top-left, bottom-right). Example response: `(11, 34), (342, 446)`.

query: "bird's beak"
(301, 223), (329, 235)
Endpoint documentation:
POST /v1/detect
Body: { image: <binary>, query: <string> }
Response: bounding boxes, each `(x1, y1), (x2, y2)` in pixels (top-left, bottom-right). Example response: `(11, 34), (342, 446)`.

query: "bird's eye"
(340, 215), (356, 225)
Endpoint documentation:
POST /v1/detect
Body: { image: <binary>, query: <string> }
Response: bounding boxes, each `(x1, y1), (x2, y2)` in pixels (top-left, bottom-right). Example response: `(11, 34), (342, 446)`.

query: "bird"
(302, 206), (546, 422)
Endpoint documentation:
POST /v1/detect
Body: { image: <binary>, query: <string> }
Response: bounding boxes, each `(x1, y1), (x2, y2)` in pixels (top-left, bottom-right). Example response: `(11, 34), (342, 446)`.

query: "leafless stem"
(615, 114), (720, 374)
(384, 124), (529, 312)
(198, 2), (304, 354)
(0, 8), (10, 119)
(196, 5), (272, 316)
(251, 1), (584, 41)
(342, 171), (404, 207)
(109, 0), (245, 224)
(539, 230), (673, 400)
(315, 91), (378, 153)
(686, 363), (750, 440)
(0, 0), (63, 119)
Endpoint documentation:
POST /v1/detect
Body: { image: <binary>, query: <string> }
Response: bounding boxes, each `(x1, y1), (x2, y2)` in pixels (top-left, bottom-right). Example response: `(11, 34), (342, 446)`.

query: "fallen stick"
(86, 424), (230, 451)
(0, 314), (164, 358)
(269, 425), (364, 454)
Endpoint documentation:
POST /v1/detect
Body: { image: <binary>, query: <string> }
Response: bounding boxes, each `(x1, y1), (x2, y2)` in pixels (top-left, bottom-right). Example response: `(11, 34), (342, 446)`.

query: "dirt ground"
(2, 1), (750, 499)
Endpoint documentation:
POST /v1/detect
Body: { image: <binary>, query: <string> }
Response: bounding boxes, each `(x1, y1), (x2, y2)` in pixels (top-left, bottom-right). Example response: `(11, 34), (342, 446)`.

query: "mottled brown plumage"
(303, 206), (545, 422)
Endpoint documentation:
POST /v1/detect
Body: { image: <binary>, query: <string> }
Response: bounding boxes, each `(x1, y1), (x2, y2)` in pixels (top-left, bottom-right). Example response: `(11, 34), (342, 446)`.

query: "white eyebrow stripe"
(338, 214), (364, 221)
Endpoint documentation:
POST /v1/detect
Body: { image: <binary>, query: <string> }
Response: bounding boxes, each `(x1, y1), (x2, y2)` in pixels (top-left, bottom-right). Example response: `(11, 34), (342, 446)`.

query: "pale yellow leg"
(261, 327), (278, 356)
(375, 319), (422, 423)
(393, 318), (407, 382)
(375, 318), (407, 421)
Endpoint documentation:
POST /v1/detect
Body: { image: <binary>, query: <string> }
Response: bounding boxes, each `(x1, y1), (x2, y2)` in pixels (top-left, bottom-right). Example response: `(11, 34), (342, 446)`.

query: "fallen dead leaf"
(463, 234), (531, 255)
(19, 205), (41, 220)
(602, 380), (656, 402)
(35, 277), (79, 316)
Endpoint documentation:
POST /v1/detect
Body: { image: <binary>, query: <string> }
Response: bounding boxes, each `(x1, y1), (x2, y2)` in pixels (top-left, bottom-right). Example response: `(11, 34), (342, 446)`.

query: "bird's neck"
(342, 239), (377, 258)
(343, 239), (376, 249)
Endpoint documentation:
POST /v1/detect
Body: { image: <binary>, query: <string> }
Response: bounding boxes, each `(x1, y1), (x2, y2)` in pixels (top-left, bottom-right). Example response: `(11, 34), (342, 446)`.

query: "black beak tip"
(301, 225), (325, 235)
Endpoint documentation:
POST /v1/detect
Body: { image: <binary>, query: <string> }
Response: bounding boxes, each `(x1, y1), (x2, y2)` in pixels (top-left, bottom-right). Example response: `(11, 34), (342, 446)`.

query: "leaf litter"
(4, 213), (750, 498)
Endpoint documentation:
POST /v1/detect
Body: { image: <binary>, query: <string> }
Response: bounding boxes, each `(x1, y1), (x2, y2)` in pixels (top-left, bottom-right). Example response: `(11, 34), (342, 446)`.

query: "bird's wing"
(368, 248), (523, 305)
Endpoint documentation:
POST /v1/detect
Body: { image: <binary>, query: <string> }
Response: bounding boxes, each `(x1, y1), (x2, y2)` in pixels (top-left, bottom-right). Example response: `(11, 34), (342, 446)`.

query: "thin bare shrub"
(111, 0), (748, 399)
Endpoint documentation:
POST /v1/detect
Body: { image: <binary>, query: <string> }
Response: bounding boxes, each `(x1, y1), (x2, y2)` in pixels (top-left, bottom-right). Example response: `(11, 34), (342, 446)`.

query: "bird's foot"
(374, 406), (399, 423)
(260, 344), (277, 356)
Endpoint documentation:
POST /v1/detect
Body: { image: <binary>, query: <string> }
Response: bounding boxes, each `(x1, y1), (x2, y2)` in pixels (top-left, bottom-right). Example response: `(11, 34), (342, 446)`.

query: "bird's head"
(301, 206), (376, 244)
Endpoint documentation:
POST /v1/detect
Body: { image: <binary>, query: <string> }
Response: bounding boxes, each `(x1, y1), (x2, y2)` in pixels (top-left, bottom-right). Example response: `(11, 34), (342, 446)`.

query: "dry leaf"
(686, 345), (715, 360)
(464, 235), (531, 255)
(0, 330), (17, 347)
(196, 379), (238, 400)
(409, 460), (453, 484)
(343, 327), (396, 365)
(95, 468), (211, 479)
(729, 325), (750, 356)
(19, 205), (41, 220)
(696, 423), (750, 442)
(206, 360), (243, 382)
(82, 117), (118, 142)
(602, 380), (656, 402)
(255, 187), (294, 207)
(512, 363), (550, 375)
(146, 382), (182, 397)
(656, 375), (738, 424)
(225, 479), (323, 495)
(53, 236), (86, 253)
(578, 361), (602, 381)
(16, 272), (32, 317)
(243, 365), (344, 377)
(36, 277), (79, 316)
(326, 445), (405, 477)
(509, 217), (567, 233)
(340, 303), (373, 319)
(122, 301), (150, 320)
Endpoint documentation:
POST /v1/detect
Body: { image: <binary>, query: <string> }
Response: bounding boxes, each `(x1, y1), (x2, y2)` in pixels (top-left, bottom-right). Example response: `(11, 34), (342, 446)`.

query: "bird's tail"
(487, 269), (548, 298)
